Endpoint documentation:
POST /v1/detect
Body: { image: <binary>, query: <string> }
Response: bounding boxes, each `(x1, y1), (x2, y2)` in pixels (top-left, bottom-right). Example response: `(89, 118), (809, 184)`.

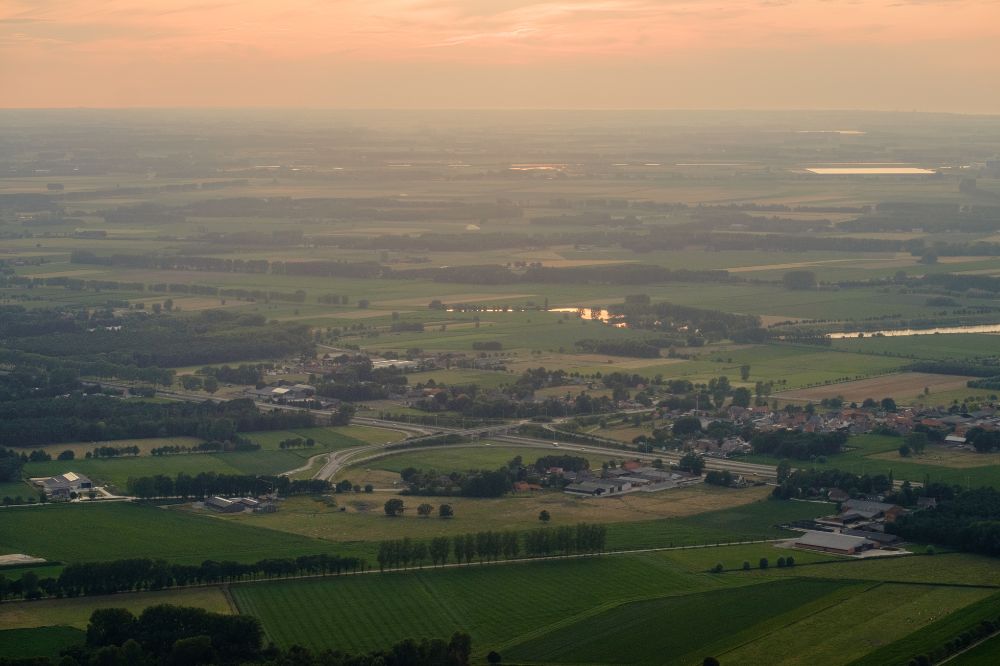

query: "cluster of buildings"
(790, 497), (913, 556)
(562, 461), (702, 497)
(250, 382), (319, 405)
(203, 496), (277, 514)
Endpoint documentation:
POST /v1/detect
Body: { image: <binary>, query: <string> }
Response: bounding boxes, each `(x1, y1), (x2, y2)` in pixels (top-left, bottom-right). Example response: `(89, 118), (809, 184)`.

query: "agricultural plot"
(0, 503), (344, 565)
(851, 590), (1000, 666)
(716, 583), (994, 666)
(833, 333), (1000, 361)
(777, 372), (976, 405)
(503, 579), (856, 665)
(214, 485), (783, 545)
(230, 551), (752, 657)
(0, 587), (232, 631)
(0, 627), (85, 660)
(18, 426), (391, 489)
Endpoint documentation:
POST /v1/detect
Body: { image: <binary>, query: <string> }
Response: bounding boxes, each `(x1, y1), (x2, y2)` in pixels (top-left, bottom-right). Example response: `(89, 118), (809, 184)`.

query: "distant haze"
(2, 0), (999, 113)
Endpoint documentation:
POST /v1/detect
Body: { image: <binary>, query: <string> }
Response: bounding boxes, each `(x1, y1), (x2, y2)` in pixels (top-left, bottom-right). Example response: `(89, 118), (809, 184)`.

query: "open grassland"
(0, 503), (344, 565)
(716, 583), (994, 666)
(746, 551), (1000, 587)
(833, 333), (1000, 361)
(0, 586), (231, 630)
(18, 426), (393, 488)
(230, 546), (1000, 665)
(0, 626), (85, 659)
(23, 449), (304, 489)
(744, 434), (1000, 487)
(29, 436), (204, 459)
(851, 590), (1000, 666)
(777, 372), (976, 404)
(0, 480), (33, 499)
(210, 485), (783, 545)
(230, 552), (755, 657)
(504, 579), (858, 665)
(602, 498), (832, 551)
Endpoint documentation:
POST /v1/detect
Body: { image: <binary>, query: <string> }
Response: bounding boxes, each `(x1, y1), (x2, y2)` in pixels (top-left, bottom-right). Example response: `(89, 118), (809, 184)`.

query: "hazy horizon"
(3, 0), (1000, 113)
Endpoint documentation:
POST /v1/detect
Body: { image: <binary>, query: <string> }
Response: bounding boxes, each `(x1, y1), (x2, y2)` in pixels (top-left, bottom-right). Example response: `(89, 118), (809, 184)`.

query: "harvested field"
(777, 372), (975, 404)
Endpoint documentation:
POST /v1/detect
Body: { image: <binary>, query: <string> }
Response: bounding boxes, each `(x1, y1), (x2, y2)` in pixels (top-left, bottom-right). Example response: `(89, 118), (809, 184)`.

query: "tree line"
(125, 472), (329, 500)
(0, 553), (365, 602)
(375, 523), (607, 571)
(0, 396), (313, 447)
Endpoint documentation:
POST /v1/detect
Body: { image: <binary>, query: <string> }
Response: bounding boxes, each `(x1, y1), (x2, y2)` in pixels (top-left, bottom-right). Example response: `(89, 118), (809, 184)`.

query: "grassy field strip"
(718, 583), (996, 666)
(228, 552), (734, 655)
(850, 590), (1000, 666)
(0, 587), (232, 630)
(711, 582), (883, 663)
(503, 579), (857, 665)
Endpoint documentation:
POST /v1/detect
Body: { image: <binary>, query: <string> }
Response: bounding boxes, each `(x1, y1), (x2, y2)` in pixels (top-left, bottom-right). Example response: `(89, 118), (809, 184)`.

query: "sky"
(2, 0), (1000, 112)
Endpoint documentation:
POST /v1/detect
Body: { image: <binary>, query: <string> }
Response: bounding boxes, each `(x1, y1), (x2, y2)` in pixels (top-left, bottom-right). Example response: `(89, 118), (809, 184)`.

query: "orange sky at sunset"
(2, 0), (999, 111)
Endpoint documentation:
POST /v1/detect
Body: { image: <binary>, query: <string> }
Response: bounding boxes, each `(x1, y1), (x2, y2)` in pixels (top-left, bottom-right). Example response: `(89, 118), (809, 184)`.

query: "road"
(98, 381), (780, 483)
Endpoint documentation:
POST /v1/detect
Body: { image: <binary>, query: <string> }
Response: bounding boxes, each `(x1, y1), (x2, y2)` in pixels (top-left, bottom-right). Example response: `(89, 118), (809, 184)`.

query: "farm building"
(793, 531), (876, 555)
(841, 499), (906, 522)
(34, 472), (93, 499)
(205, 496), (244, 513)
(564, 480), (632, 497)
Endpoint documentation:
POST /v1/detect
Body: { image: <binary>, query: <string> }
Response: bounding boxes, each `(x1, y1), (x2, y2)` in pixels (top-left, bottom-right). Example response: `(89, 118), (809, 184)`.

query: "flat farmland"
(504, 579), (857, 665)
(0, 502), (343, 564)
(716, 583), (994, 666)
(0, 627), (84, 660)
(209, 483), (779, 545)
(777, 372), (976, 404)
(18, 426), (393, 488)
(833, 333), (1000, 361)
(0, 586), (232, 630)
(229, 551), (752, 657)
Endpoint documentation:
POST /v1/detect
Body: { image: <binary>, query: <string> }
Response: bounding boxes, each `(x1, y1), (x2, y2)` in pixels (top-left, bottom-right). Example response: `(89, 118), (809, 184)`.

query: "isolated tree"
(742, 561), (751, 571)
(383, 498), (405, 516)
(487, 651), (502, 665)
(417, 503), (434, 517)
(438, 504), (454, 518)
(203, 377), (219, 394)
(740, 365), (751, 381)
(759, 557), (769, 570)
(539, 510), (551, 523)
(364, 484), (374, 493)
(776, 459), (792, 483)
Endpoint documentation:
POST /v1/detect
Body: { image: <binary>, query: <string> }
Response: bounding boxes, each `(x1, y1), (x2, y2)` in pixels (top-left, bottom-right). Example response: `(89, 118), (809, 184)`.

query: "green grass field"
(19, 425), (394, 489)
(741, 433), (1000, 488)
(0, 502), (347, 565)
(230, 551), (753, 657)
(0, 627), (85, 659)
(504, 579), (855, 665)
(0, 587), (232, 630)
